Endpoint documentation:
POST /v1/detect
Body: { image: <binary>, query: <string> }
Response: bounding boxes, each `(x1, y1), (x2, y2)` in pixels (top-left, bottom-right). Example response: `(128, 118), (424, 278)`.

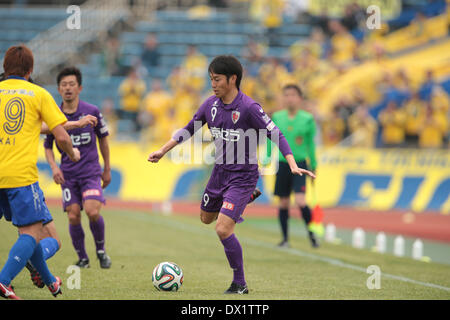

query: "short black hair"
(57, 66), (82, 86)
(283, 84), (303, 98)
(208, 55), (243, 89)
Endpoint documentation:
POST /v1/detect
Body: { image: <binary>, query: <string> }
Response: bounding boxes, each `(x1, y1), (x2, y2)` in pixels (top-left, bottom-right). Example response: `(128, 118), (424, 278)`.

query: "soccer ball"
(152, 261), (184, 292)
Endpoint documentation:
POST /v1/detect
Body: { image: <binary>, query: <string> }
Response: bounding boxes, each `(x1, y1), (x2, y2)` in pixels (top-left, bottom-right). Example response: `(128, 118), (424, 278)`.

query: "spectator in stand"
(167, 65), (185, 94)
(141, 79), (172, 128)
(249, 0), (284, 45)
(328, 20), (358, 65)
(320, 106), (346, 147)
(240, 68), (259, 100)
(313, 8), (332, 37)
(410, 11), (429, 41)
(341, 3), (359, 32)
(333, 95), (357, 138)
(241, 39), (266, 77)
(347, 105), (378, 148)
(418, 102), (448, 148)
(139, 79), (174, 143)
(172, 83), (200, 129)
(262, 0), (285, 46)
(394, 68), (413, 93)
(290, 27), (326, 62)
(117, 68), (147, 131)
(181, 45), (208, 93)
(418, 69), (436, 101)
(431, 86), (450, 114)
(403, 92), (425, 147)
(100, 98), (117, 139)
(100, 36), (125, 78)
(141, 33), (161, 71)
(258, 57), (294, 114)
(378, 101), (407, 147)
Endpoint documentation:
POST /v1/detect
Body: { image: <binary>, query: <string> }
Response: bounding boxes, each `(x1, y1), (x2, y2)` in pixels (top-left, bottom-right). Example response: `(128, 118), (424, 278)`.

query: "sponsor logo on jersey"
(83, 189), (101, 197)
(210, 127), (241, 141)
(222, 202), (235, 210)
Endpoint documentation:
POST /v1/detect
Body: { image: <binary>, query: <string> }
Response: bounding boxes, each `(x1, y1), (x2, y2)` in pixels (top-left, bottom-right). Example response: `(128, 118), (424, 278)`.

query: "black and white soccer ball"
(152, 261), (183, 292)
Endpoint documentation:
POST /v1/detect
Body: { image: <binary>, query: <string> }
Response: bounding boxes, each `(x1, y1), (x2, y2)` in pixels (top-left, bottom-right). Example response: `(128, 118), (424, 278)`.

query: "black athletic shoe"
(25, 261), (45, 288)
(308, 231), (319, 248)
(249, 187), (262, 203)
(224, 282), (249, 294)
(97, 250), (111, 269)
(75, 258), (90, 268)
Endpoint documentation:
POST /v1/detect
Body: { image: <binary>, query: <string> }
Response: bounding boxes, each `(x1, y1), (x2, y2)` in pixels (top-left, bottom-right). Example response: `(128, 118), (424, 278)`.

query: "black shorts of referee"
(274, 160), (308, 197)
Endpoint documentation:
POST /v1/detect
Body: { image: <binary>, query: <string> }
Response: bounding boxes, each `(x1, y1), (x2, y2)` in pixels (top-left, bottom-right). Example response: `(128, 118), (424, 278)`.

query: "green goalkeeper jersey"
(267, 109), (317, 170)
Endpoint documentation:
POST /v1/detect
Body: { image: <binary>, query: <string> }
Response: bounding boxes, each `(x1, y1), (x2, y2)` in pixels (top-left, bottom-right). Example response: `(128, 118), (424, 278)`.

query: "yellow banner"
(308, 148), (450, 214)
(37, 142), (449, 214)
(307, 0), (401, 19)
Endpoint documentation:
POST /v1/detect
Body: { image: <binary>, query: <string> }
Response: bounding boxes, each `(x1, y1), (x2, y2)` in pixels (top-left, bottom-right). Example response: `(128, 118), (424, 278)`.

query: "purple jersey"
(173, 91), (292, 171)
(44, 100), (109, 178)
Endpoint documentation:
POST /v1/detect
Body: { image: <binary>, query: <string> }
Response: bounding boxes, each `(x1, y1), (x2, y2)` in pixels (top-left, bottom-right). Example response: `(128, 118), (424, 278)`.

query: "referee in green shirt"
(266, 84), (318, 248)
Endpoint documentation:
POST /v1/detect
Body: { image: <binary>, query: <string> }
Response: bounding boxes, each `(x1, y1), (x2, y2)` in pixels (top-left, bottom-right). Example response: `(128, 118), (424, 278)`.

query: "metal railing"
(27, 0), (130, 79)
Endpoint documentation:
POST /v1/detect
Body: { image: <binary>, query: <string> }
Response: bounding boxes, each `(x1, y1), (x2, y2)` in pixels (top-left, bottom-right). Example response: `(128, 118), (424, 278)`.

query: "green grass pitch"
(1, 206), (449, 300)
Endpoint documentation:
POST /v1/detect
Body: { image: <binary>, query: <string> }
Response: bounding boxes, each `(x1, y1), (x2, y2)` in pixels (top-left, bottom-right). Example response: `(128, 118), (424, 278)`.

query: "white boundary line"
(242, 237), (450, 293)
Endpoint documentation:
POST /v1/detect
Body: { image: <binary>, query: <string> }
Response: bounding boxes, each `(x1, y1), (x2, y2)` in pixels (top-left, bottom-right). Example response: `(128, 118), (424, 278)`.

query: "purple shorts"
(201, 166), (259, 223)
(61, 176), (105, 211)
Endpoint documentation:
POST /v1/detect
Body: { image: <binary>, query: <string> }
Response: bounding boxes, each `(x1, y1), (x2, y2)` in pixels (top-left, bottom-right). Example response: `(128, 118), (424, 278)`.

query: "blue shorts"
(0, 182), (53, 227)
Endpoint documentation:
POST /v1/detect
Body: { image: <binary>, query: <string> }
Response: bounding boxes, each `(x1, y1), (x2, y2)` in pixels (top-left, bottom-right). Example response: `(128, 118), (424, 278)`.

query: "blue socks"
(0, 234), (37, 286)
(40, 237), (60, 260)
(29, 243), (56, 286)
(0, 234), (58, 287)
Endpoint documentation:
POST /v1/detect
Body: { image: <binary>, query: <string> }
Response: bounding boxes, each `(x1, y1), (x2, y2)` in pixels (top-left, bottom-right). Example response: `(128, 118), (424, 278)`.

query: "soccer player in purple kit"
(148, 55), (315, 294)
(44, 67), (112, 269)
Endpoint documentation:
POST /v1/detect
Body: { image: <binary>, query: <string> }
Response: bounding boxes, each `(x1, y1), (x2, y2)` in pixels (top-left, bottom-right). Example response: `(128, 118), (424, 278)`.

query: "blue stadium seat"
(278, 24), (311, 36)
(121, 32), (147, 44)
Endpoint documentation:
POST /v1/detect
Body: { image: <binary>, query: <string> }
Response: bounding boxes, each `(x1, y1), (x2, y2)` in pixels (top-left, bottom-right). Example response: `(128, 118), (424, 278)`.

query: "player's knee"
(295, 193), (307, 208)
(200, 211), (217, 224)
(67, 211), (81, 225)
(279, 198), (290, 210)
(56, 238), (62, 250)
(296, 200), (307, 208)
(200, 212), (212, 224)
(215, 224), (231, 240)
(86, 209), (100, 222)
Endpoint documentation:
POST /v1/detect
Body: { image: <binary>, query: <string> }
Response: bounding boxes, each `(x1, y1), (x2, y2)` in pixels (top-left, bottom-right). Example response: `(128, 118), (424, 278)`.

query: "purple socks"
(221, 233), (246, 286)
(89, 215), (105, 252)
(69, 223), (88, 260)
(69, 215), (106, 260)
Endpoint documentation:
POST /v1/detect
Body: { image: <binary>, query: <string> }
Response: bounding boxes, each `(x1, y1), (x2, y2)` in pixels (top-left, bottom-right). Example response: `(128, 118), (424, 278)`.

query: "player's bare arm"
(148, 138), (179, 163)
(40, 115), (98, 134)
(285, 154), (316, 179)
(99, 136), (111, 189)
(51, 124), (80, 162)
(45, 147), (65, 184)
